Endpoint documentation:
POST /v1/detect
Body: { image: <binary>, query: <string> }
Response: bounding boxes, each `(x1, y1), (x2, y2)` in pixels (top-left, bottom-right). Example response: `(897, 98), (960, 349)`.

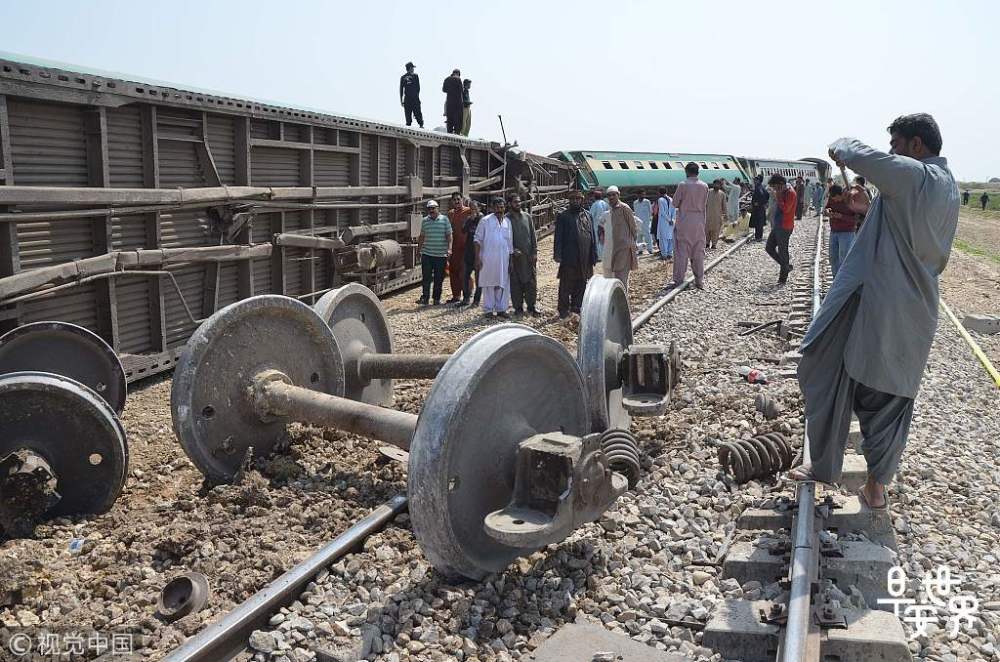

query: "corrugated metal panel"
(21, 285), (99, 331)
(283, 123), (306, 142)
(107, 105), (145, 187)
(111, 214), (148, 250)
(251, 119), (279, 140)
(163, 265), (203, 348)
(315, 251), (332, 290)
(160, 209), (213, 249)
(16, 218), (95, 268)
(217, 262), (240, 308)
(7, 98), (88, 186)
(206, 113), (237, 185)
(285, 247), (305, 295)
(284, 210), (306, 232)
(157, 108), (200, 140)
(440, 145), (455, 178)
(252, 257), (271, 294)
(251, 146), (301, 187)
(339, 130), (359, 148)
(420, 146), (433, 186)
(314, 127), (336, 145)
(159, 139), (204, 188)
(115, 278), (152, 353)
(314, 152), (350, 187)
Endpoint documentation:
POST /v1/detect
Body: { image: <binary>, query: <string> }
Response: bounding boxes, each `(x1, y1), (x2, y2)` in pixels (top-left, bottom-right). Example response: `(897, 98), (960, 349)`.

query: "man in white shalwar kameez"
(474, 197), (514, 316)
(723, 179), (742, 233)
(791, 114), (959, 512)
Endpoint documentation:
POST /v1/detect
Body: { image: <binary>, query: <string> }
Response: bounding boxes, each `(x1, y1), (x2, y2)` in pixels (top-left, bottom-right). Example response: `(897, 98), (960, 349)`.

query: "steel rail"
(631, 233), (754, 331)
(164, 495), (408, 662)
(779, 216), (825, 662)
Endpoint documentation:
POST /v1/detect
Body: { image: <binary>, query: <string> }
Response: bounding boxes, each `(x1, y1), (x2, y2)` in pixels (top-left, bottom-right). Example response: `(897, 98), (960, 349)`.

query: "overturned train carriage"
(0, 55), (576, 382)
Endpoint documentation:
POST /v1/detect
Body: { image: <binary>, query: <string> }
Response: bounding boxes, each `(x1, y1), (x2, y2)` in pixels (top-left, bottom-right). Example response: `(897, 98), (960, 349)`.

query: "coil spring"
(600, 428), (641, 489)
(718, 432), (794, 484)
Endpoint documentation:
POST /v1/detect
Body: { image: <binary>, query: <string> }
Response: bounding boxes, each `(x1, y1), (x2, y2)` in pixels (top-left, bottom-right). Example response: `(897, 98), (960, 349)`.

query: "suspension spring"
(717, 432), (794, 484)
(599, 428), (641, 489)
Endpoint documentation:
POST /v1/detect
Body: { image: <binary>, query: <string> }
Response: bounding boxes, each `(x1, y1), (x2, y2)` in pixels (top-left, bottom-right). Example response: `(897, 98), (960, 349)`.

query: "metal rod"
(163, 495), (408, 662)
(631, 233), (753, 331)
(779, 216), (826, 662)
(256, 376), (418, 450)
(357, 352), (450, 380)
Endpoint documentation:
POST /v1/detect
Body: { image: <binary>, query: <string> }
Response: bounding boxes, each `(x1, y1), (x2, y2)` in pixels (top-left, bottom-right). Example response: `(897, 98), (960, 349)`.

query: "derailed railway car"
(736, 156), (828, 183)
(553, 150), (750, 194)
(0, 54), (575, 382)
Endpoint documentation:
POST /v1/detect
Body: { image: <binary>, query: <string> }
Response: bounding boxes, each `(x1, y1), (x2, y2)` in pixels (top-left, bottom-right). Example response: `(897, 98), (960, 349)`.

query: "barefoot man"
(790, 114), (959, 511)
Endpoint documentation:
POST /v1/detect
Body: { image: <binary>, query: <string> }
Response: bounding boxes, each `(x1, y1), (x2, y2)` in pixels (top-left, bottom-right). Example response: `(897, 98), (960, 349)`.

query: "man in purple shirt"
(668, 162), (710, 289)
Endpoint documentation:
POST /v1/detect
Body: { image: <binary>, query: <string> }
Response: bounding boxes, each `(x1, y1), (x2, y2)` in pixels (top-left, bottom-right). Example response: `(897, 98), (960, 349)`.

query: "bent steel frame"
(0, 54), (575, 382)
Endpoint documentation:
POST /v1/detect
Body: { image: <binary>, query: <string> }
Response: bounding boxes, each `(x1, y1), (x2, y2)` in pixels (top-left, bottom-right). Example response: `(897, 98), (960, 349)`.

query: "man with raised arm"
(790, 114), (960, 512)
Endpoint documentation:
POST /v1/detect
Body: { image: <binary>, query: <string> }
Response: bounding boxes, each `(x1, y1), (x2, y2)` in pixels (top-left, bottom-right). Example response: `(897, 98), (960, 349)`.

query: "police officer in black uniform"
(399, 62), (423, 129)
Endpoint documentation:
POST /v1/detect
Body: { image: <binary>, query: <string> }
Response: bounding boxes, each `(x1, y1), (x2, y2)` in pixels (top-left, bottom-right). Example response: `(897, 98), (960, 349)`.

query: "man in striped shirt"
(416, 199), (452, 305)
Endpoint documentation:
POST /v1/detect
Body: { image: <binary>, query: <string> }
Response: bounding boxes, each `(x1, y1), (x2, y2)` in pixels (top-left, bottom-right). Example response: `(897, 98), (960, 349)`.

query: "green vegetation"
(953, 238), (1000, 265)
(958, 182), (1000, 212)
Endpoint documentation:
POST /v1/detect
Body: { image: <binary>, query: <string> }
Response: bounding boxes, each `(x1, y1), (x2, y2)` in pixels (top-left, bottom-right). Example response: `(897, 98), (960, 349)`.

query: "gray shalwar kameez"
(797, 138), (959, 485)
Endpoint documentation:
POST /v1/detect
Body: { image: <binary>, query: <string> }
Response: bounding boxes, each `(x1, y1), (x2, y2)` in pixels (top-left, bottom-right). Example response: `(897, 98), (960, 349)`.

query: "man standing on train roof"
(553, 189), (597, 319)
(399, 62), (423, 129)
(445, 192), (471, 305)
(656, 187), (675, 259)
(748, 174), (769, 241)
(589, 188), (611, 262)
(474, 197), (514, 317)
(460, 79), (472, 137)
(506, 194), (539, 316)
(600, 186), (639, 290)
(416, 200), (451, 306)
(765, 174), (796, 284)
(632, 189), (654, 255)
(705, 180), (728, 249)
(667, 163), (710, 290)
(790, 114), (959, 512)
(794, 176), (806, 220)
(442, 69), (464, 134)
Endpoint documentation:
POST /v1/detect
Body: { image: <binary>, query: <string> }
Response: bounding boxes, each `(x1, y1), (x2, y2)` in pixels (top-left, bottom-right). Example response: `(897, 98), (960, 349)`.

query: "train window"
(633, 161), (645, 169)
(700, 162), (708, 169)
(649, 162), (659, 169)
(712, 162), (720, 169)
(602, 161), (613, 169)
(722, 164), (730, 169)
(619, 161), (629, 169)
(662, 162), (673, 169)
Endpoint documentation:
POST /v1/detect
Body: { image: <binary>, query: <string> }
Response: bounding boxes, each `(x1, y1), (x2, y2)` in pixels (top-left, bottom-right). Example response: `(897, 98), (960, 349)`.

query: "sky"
(2, 0), (998, 181)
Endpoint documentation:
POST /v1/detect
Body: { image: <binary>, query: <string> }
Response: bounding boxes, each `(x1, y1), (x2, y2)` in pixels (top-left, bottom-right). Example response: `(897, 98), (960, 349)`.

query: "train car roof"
(0, 50), (489, 149)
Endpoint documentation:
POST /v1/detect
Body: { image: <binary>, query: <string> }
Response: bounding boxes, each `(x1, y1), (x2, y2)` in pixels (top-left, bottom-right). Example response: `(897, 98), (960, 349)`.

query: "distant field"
(958, 182), (1000, 212)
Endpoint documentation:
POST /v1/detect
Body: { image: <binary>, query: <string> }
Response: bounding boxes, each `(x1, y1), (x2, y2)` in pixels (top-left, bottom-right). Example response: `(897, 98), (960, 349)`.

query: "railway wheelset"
(0, 321), (129, 538)
(170, 277), (682, 579)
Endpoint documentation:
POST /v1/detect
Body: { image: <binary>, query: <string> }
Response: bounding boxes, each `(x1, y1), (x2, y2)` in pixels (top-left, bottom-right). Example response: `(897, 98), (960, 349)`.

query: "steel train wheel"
(171, 296), (345, 483)
(0, 321), (127, 414)
(407, 324), (590, 580)
(578, 276), (633, 433)
(0, 371), (128, 517)
(314, 284), (395, 407)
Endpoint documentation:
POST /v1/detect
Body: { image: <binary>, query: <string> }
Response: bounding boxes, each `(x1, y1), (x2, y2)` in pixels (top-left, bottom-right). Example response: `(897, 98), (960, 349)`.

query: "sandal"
(858, 486), (889, 512)
(785, 465), (835, 488)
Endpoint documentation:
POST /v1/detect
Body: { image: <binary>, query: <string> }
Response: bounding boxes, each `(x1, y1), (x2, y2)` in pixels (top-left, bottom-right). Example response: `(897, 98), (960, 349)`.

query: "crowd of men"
(414, 165), (877, 318)
(399, 62), (472, 136)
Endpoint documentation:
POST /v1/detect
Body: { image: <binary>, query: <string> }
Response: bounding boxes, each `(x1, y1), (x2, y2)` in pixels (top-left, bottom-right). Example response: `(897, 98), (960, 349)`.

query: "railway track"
(702, 219), (912, 661)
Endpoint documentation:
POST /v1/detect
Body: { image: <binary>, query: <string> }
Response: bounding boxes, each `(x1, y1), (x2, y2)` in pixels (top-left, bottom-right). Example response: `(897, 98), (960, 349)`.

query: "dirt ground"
(939, 209), (1000, 366)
